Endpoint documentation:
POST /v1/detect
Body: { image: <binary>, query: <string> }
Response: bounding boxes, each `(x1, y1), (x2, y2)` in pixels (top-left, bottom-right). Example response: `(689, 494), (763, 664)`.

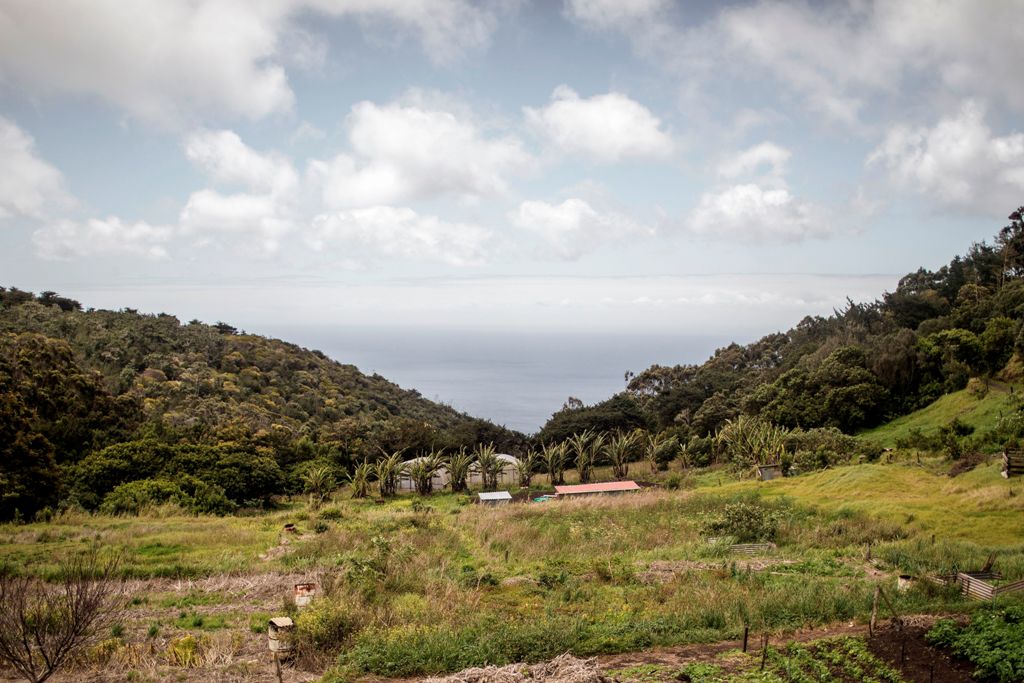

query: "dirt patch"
(421, 654), (611, 683)
(868, 625), (975, 683)
(948, 451), (990, 477)
(259, 532), (314, 561)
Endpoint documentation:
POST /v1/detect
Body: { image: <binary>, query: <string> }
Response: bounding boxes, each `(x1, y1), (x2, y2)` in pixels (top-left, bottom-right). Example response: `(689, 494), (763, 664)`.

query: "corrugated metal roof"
(478, 491), (513, 500)
(269, 617), (294, 628)
(554, 481), (641, 495)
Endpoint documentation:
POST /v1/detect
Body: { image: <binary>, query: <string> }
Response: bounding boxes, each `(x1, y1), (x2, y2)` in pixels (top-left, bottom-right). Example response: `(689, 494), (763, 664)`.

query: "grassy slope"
(858, 382), (1019, 449)
(709, 462), (1023, 546)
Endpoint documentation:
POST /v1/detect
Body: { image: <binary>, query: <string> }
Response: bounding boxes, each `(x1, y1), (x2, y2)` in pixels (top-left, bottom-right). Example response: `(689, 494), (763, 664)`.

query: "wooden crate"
(1003, 451), (1024, 478)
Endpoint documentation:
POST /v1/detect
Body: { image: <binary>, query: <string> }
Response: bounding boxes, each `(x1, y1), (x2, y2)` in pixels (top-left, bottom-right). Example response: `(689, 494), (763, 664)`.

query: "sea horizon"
(261, 325), (738, 434)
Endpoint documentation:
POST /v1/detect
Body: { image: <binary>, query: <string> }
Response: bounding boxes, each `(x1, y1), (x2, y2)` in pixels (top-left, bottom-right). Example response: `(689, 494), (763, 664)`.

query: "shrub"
(295, 597), (361, 653)
(702, 502), (781, 542)
(0, 551), (124, 683)
(98, 476), (235, 516)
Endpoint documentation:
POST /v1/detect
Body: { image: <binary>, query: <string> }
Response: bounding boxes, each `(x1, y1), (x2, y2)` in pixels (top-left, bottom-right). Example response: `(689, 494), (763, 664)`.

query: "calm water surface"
(262, 326), (735, 434)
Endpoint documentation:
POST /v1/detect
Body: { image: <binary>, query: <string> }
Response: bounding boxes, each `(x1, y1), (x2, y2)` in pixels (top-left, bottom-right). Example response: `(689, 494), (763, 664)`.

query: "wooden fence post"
(869, 586), (880, 637)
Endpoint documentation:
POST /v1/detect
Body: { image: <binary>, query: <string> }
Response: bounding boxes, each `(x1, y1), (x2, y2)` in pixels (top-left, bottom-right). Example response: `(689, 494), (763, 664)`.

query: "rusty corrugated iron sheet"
(554, 481), (641, 495)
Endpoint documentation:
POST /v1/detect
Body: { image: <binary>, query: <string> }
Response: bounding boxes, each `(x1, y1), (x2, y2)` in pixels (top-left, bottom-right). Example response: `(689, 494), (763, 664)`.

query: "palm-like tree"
(515, 450), (537, 489)
(346, 461), (373, 499)
(302, 464), (335, 509)
(405, 450), (445, 495)
(644, 431), (678, 473)
(606, 431), (639, 480)
(447, 447), (473, 493)
(375, 450), (404, 497)
(473, 442), (501, 490)
(540, 442), (567, 485)
(715, 415), (787, 469)
(568, 430), (600, 483)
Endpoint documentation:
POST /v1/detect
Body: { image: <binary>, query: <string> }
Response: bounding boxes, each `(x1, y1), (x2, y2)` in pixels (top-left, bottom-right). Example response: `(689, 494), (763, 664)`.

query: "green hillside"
(0, 289), (523, 520)
(859, 381), (1021, 449)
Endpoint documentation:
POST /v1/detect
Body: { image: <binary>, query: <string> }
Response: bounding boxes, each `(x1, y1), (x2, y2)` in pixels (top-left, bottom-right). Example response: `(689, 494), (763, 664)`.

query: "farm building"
(554, 481), (640, 497)
(478, 491), (512, 506)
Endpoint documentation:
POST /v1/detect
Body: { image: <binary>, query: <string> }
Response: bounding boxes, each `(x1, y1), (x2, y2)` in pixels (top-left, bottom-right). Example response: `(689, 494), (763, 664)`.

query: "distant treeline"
(537, 207), (1024, 446)
(0, 290), (526, 520)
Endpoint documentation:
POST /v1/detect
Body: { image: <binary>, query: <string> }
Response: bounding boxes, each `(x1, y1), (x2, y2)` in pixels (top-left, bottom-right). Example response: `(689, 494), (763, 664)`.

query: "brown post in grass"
(742, 625), (749, 652)
(760, 634), (769, 670)
(869, 586), (880, 637)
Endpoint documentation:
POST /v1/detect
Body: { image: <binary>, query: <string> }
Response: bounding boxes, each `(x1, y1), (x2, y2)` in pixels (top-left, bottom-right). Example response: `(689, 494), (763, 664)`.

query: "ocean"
(262, 326), (735, 434)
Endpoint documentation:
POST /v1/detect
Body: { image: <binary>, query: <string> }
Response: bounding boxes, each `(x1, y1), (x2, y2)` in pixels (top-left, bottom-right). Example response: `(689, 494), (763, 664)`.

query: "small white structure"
(294, 582), (316, 608)
(268, 616), (294, 653)
(478, 491), (513, 506)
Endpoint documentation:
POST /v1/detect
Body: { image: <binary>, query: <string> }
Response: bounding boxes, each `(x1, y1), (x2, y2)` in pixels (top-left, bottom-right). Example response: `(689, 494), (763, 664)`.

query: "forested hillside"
(540, 208), (1024, 451)
(0, 292), (524, 520)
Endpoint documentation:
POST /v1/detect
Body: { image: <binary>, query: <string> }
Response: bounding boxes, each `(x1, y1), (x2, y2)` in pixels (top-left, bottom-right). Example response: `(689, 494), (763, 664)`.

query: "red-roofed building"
(553, 481), (641, 497)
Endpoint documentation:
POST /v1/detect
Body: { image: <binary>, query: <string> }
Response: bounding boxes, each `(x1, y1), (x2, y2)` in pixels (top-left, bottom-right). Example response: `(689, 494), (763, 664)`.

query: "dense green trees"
(562, 211), (1024, 444)
(0, 292), (523, 520)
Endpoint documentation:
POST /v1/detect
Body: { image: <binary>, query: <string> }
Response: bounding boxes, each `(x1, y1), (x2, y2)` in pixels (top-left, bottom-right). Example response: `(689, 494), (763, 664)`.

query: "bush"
(702, 502), (781, 542)
(295, 597), (362, 653)
(98, 476), (235, 516)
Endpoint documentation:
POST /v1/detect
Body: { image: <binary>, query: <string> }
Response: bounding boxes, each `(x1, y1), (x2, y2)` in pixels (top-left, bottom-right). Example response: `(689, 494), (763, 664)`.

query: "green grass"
(858, 383), (1020, 448)
(708, 462), (1023, 546)
(3, 461), (1024, 680)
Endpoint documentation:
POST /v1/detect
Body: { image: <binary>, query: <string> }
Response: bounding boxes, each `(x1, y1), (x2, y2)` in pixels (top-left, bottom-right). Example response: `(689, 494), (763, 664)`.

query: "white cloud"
(0, 117), (70, 220)
(308, 206), (491, 266)
(867, 101), (1024, 214)
(718, 0), (1024, 126)
(510, 198), (653, 259)
(0, 1), (510, 126)
(185, 130), (298, 196)
(179, 190), (294, 253)
(688, 184), (829, 244)
(32, 217), (171, 260)
(0, 1), (294, 125)
(305, 0), (510, 65)
(525, 86), (674, 162)
(316, 99), (532, 208)
(717, 142), (790, 182)
(563, 0), (668, 30)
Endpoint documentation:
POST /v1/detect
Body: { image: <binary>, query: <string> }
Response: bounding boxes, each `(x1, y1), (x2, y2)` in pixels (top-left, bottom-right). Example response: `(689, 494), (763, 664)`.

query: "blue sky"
(1, 0), (1022, 336)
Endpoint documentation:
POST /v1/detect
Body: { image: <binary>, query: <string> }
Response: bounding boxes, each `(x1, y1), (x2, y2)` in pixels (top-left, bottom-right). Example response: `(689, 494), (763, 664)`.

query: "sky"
(1, 0), (1023, 338)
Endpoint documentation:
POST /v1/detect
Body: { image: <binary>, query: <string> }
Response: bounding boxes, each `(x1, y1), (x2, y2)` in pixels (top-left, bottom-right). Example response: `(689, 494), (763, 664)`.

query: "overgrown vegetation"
(927, 605), (1024, 682)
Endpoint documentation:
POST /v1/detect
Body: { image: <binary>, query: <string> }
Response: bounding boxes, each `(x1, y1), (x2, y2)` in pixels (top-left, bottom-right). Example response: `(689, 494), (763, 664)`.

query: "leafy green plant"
(926, 606), (1024, 682)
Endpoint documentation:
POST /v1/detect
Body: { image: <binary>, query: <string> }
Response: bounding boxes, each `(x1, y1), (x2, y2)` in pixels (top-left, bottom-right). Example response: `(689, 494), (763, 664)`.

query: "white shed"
(478, 491), (513, 506)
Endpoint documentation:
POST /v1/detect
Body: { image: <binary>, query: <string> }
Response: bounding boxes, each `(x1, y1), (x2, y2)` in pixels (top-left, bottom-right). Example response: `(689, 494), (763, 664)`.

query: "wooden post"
(866, 542), (872, 561)
(274, 652), (283, 683)
(869, 586), (880, 637)
(742, 625), (749, 653)
(760, 634), (769, 671)
(878, 586), (902, 629)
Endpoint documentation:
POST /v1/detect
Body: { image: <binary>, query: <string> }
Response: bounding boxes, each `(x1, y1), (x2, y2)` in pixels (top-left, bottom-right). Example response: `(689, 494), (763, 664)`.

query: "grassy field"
(2, 456), (1023, 682)
(858, 381), (1020, 448)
